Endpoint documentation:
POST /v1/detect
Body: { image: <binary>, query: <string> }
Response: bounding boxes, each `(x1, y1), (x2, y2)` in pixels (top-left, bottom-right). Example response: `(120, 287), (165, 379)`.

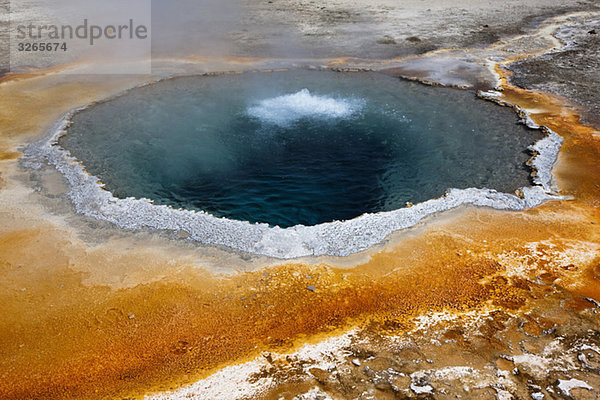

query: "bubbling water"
(246, 88), (365, 126)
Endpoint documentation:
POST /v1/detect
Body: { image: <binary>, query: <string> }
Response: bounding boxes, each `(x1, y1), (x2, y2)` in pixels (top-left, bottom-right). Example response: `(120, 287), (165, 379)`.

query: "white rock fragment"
(410, 371), (434, 395)
(495, 388), (514, 400)
(557, 378), (593, 397)
(410, 383), (434, 395)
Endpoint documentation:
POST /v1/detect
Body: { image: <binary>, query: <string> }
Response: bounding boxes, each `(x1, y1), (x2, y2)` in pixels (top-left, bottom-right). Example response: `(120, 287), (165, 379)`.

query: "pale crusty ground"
(232, 0), (599, 58)
(3, 0), (600, 72)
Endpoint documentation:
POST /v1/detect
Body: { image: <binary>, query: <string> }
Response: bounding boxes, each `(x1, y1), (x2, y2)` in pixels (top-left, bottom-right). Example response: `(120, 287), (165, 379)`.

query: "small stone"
(128, 313), (135, 319)
(560, 264), (577, 271)
(176, 230), (190, 239)
(262, 351), (273, 363)
(306, 285), (316, 292)
(410, 383), (433, 394)
(557, 378), (593, 397)
(411, 371), (433, 394)
(391, 375), (410, 391)
(352, 358), (361, 366)
(588, 29), (597, 34)
(308, 367), (330, 383)
(377, 35), (397, 45)
(364, 356), (393, 370)
(521, 340), (543, 354)
(374, 380), (392, 391)
(286, 355), (298, 363)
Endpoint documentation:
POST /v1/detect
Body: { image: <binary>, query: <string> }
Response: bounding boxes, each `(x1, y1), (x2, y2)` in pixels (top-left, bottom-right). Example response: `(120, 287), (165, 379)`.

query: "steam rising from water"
(246, 88), (364, 126)
(23, 71), (564, 257)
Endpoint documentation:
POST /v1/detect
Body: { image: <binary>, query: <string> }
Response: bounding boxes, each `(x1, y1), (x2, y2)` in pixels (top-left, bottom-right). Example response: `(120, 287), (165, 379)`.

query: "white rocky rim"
(21, 82), (564, 259)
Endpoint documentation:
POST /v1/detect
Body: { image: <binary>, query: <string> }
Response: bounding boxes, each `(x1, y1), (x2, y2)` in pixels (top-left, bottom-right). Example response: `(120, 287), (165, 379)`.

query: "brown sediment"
(3, 206), (595, 400)
(1, 20), (600, 400)
(0, 63), (84, 85)
(0, 152), (23, 161)
(0, 170), (600, 399)
(1, 199), (599, 399)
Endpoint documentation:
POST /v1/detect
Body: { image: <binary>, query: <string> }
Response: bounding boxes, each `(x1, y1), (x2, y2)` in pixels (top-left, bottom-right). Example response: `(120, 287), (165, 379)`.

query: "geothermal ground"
(1, 1), (600, 399)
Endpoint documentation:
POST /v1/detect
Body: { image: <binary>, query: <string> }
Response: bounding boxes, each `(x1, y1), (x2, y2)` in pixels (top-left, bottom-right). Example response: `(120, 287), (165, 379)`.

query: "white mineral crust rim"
(22, 97), (564, 259)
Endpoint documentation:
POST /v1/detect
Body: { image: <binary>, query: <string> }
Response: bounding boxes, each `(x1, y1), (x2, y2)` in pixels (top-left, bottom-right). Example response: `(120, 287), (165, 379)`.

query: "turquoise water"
(60, 71), (540, 227)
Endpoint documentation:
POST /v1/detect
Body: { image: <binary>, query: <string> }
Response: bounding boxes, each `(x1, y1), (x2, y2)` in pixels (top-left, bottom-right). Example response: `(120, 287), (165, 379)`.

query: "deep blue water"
(60, 71), (540, 227)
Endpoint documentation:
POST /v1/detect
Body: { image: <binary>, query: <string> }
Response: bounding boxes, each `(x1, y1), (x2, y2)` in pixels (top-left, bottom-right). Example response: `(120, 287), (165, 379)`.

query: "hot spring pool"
(59, 70), (541, 228)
